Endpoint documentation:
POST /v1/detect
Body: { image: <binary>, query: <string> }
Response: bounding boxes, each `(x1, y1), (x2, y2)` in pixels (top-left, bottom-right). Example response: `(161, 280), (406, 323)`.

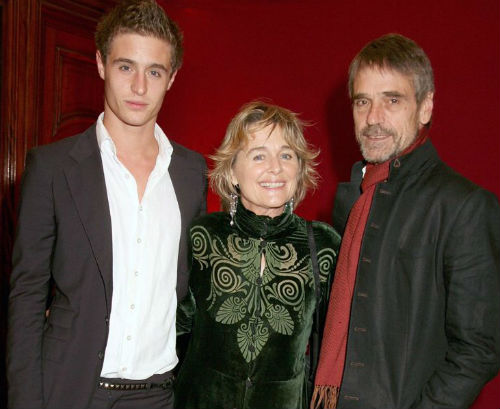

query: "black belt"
(98, 376), (174, 391)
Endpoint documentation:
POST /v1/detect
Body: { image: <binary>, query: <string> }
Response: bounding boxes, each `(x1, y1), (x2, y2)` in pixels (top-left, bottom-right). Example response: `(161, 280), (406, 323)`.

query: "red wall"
(157, 1), (500, 407)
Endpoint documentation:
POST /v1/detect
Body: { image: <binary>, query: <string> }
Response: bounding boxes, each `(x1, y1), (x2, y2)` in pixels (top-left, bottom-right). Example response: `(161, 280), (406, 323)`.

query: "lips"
(126, 101), (148, 109)
(364, 134), (390, 139)
(260, 182), (285, 188)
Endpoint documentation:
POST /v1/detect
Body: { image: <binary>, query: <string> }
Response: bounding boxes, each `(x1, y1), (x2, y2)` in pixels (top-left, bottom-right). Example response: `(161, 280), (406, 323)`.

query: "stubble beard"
(356, 124), (418, 164)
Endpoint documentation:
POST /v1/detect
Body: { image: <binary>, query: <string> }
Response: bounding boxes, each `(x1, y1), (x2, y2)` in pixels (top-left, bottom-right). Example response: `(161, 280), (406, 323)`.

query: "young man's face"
(351, 66), (433, 164)
(96, 33), (177, 131)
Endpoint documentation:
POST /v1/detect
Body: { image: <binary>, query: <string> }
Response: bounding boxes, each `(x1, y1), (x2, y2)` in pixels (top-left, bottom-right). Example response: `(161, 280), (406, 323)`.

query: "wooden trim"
(1, 0), (40, 262)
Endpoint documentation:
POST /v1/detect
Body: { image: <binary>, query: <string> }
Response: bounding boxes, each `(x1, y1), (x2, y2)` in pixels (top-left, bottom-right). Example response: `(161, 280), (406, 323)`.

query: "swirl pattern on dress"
(191, 225), (334, 362)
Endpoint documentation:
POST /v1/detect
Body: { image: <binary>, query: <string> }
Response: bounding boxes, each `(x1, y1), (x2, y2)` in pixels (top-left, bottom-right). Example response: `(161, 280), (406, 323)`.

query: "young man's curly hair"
(95, 0), (183, 72)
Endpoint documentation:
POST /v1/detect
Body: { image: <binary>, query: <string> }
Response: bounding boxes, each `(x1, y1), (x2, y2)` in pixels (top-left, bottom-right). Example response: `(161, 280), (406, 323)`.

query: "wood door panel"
(54, 46), (102, 139)
(39, 5), (103, 144)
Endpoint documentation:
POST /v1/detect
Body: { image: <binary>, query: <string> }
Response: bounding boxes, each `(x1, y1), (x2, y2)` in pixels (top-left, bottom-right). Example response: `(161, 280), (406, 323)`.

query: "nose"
(366, 101), (383, 125)
(131, 71), (147, 95)
(268, 155), (283, 174)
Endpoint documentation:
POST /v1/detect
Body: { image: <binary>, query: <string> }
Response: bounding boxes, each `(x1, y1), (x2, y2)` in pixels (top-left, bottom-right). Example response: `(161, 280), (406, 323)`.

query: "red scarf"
(311, 132), (428, 409)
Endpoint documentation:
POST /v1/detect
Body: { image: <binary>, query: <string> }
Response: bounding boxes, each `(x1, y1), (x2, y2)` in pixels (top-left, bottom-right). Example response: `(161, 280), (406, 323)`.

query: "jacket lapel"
(64, 125), (113, 312)
(169, 142), (193, 299)
(169, 145), (187, 239)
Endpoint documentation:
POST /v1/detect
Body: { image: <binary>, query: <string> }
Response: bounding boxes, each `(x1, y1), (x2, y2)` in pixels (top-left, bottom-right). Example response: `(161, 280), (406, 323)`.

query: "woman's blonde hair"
(210, 100), (319, 211)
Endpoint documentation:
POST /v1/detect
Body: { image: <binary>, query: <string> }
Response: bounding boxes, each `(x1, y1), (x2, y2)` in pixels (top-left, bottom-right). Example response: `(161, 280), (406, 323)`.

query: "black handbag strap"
(306, 221), (321, 380)
(307, 221), (320, 301)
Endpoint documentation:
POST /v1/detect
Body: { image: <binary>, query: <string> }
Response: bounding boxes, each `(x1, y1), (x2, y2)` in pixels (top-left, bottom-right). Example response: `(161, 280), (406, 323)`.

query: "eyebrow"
(353, 91), (406, 98)
(112, 58), (169, 72)
(148, 63), (169, 72)
(352, 92), (366, 100)
(383, 91), (406, 98)
(245, 145), (292, 156)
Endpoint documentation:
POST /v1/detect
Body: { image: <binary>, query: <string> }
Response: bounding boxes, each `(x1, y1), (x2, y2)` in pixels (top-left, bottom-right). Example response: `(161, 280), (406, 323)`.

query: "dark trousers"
(89, 372), (174, 409)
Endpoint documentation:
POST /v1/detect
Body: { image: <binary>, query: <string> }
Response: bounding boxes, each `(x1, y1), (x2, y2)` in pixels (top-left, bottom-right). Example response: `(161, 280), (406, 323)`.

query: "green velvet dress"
(175, 201), (341, 409)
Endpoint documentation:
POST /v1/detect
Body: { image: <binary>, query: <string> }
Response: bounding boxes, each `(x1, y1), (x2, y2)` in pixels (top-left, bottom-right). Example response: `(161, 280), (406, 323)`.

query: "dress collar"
(232, 199), (297, 239)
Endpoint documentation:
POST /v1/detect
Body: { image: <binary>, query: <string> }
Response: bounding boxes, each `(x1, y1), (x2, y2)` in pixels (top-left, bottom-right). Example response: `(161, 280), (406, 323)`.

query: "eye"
(389, 97), (399, 104)
(150, 70), (161, 78)
(281, 152), (294, 160)
(119, 65), (131, 72)
(354, 99), (369, 107)
(252, 154), (265, 161)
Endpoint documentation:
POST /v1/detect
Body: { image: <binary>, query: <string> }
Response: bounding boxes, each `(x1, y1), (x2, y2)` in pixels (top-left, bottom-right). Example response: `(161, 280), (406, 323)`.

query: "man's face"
(96, 33), (177, 132)
(352, 66), (433, 164)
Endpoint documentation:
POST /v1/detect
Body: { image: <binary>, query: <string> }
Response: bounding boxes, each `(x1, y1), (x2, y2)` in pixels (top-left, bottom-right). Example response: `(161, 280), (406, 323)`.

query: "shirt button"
(134, 271), (139, 277)
(130, 304), (135, 310)
(127, 335), (132, 341)
(98, 351), (104, 360)
(137, 238), (142, 244)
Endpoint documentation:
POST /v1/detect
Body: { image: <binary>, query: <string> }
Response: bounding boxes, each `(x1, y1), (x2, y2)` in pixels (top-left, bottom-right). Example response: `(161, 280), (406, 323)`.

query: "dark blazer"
(7, 124), (207, 409)
(332, 140), (500, 408)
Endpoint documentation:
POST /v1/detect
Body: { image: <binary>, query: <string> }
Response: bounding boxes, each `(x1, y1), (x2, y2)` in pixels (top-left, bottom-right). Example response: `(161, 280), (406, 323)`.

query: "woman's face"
(231, 125), (300, 218)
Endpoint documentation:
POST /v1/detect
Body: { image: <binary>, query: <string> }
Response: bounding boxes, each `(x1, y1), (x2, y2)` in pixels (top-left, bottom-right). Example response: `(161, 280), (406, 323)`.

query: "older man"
(312, 33), (500, 409)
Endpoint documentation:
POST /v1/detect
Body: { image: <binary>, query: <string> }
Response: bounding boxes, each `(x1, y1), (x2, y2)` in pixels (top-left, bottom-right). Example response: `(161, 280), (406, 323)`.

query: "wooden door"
(0, 1), (117, 405)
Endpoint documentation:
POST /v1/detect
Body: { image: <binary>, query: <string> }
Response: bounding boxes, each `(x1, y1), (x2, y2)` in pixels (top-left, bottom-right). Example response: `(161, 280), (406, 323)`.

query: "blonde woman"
(175, 101), (340, 409)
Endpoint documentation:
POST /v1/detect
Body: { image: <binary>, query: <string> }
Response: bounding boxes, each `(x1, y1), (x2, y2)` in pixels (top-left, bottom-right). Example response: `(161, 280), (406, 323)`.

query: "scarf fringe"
(310, 385), (339, 409)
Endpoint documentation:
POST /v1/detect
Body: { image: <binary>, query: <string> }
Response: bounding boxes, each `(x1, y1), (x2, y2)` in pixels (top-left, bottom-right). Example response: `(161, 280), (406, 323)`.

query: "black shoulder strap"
(307, 221), (320, 301)
(306, 220), (321, 381)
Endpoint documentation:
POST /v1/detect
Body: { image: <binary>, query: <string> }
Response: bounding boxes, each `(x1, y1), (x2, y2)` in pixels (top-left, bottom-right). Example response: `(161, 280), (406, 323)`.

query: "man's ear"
(166, 70), (178, 91)
(418, 92), (434, 127)
(96, 51), (105, 80)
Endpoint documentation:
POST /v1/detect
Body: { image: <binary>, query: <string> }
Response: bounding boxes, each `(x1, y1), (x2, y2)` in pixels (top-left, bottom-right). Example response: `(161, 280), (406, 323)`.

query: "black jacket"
(7, 125), (207, 409)
(333, 140), (500, 409)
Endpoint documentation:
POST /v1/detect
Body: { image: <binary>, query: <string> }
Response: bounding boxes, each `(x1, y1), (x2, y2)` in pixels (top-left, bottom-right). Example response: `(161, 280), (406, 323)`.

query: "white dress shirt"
(96, 113), (181, 379)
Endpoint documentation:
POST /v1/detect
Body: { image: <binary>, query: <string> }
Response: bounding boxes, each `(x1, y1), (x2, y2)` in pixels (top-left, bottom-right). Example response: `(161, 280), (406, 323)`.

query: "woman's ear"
(230, 168), (238, 186)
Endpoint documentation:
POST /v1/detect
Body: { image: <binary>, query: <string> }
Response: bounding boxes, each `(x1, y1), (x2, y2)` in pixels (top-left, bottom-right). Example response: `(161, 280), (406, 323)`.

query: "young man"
(7, 1), (206, 408)
(312, 34), (500, 408)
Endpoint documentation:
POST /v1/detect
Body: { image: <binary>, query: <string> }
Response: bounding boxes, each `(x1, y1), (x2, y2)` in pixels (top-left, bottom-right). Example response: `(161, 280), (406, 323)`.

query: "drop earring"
(229, 192), (238, 226)
(288, 197), (295, 213)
